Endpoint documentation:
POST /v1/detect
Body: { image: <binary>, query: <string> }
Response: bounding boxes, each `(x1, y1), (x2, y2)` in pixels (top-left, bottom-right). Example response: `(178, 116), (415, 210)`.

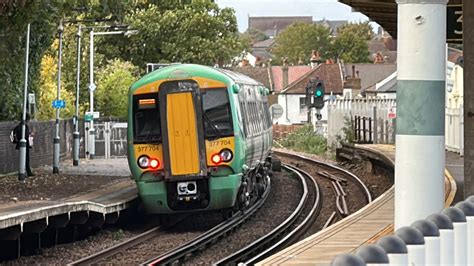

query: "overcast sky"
(215, 0), (372, 32)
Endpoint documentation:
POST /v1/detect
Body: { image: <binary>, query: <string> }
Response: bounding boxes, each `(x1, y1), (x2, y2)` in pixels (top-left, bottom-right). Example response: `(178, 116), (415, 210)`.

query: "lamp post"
(73, 24), (81, 166)
(53, 20), (64, 174)
(86, 28), (138, 159)
(18, 23), (30, 181)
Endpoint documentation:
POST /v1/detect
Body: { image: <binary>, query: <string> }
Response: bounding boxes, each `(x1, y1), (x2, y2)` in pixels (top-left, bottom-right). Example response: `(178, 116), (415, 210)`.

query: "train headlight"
(150, 158), (160, 169)
(220, 149), (233, 162)
(138, 155), (150, 169)
(211, 153), (222, 164)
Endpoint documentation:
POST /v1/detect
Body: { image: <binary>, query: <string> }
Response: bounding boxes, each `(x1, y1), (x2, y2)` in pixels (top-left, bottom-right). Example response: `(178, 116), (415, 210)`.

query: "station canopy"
(339, 0), (463, 39)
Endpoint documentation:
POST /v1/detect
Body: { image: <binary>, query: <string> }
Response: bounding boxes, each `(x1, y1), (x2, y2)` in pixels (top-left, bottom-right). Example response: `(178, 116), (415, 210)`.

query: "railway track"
(275, 150), (372, 230)
(216, 164), (321, 265)
(69, 176), (271, 265)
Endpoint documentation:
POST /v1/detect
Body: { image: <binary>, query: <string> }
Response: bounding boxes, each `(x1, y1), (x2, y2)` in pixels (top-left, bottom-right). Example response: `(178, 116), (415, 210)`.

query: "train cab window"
(133, 93), (161, 143)
(202, 89), (233, 139)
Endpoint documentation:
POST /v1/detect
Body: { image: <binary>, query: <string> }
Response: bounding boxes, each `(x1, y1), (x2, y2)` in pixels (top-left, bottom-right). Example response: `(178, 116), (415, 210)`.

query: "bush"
(278, 125), (327, 155)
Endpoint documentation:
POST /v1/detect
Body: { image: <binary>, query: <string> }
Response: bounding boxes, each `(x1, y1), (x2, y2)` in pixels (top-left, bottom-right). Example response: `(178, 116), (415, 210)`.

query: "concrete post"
(394, 0), (447, 229)
(395, 227), (425, 265)
(411, 219), (440, 265)
(442, 207), (467, 265)
(427, 213), (454, 265)
(454, 201), (474, 265)
(356, 244), (389, 265)
(376, 235), (408, 265)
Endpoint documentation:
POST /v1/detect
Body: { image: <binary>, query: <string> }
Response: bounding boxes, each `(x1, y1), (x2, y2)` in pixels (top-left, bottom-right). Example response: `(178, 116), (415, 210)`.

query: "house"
(251, 38), (275, 63)
(363, 47), (463, 101)
(276, 63), (344, 125)
(344, 63), (397, 97)
(313, 19), (348, 37)
(248, 16), (313, 38)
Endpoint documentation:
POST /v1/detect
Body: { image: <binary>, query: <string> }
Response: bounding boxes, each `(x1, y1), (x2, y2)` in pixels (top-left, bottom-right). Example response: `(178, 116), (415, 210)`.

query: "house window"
(299, 97), (308, 115)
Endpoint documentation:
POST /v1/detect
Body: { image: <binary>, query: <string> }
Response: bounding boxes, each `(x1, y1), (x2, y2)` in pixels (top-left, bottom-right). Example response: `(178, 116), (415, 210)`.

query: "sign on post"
(52, 99), (66, 109)
(447, 5), (462, 43)
(270, 104), (284, 120)
(85, 111), (100, 122)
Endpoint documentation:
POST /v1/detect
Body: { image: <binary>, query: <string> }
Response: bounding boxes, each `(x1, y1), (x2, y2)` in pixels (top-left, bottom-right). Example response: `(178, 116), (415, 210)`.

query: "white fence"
(327, 98), (397, 147)
(446, 105), (464, 156)
(327, 99), (464, 156)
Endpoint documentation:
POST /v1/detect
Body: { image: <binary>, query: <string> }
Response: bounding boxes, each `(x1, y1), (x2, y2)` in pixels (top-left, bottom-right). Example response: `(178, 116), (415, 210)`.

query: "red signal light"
(211, 153), (222, 165)
(150, 158), (160, 169)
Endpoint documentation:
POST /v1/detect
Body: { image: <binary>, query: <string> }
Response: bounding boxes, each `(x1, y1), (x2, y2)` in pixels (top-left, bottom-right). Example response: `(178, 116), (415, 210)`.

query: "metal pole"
(464, 0), (474, 199)
(18, 23), (30, 181)
(53, 20), (63, 174)
(73, 25), (81, 166)
(394, 0), (447, 229)
(88, 30), (96, 159)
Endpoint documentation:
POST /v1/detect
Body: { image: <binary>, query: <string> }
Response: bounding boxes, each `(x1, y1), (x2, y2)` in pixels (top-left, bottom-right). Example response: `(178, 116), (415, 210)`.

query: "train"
(127, 64), (279, 215)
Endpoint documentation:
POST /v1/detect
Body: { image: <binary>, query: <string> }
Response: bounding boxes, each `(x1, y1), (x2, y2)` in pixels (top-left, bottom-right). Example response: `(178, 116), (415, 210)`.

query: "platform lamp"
(86, 26), (138, 159)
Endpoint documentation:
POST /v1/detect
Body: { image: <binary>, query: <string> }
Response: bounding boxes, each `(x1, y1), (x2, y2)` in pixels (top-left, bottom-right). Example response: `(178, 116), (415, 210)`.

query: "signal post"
(305, 78), (325, 131)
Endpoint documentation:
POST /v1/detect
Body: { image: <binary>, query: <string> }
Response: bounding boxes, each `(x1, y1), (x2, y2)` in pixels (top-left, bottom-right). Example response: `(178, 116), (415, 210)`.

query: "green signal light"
(315, 90), (322, 97)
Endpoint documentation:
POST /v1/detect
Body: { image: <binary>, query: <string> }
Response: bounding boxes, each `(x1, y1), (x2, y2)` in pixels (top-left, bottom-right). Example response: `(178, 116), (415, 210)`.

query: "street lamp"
(86, 27), (138, 159)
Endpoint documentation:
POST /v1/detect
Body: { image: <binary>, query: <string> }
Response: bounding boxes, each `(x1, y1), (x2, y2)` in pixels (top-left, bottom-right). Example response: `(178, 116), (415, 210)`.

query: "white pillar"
(394, 0), (447, 229)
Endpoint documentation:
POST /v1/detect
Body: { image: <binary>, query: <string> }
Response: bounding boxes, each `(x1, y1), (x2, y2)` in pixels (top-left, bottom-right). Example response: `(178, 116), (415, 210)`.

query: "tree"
(95, 59), (139, 119)
(337, 21), (374, 40)
(272, 22), (331, 65)
(329, 30), (371, 63)
(241, 28), (268, 44)
(97, 1), (244, 67)
(37, 52), (75, 121)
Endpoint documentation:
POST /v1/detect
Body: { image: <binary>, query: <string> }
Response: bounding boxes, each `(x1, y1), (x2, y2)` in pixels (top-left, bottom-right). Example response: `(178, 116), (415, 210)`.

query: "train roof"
(130, 64), (263, 92)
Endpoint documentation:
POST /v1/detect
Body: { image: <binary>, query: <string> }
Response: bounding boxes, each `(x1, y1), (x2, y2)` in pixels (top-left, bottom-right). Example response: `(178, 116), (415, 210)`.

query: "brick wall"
(0, 119), (84, 175)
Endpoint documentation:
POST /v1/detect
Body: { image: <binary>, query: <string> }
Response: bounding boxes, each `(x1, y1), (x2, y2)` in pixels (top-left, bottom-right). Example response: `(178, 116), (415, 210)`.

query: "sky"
(215, 0), (372, 32)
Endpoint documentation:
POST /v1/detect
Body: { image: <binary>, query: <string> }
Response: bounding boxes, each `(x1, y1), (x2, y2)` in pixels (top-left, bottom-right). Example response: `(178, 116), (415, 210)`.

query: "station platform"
(0, 158), (137, 240)
(257, 144), (459, 265)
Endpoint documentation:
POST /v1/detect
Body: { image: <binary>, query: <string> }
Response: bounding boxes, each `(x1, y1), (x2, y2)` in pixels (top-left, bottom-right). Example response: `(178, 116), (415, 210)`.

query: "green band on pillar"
(396, 80), (445, 136)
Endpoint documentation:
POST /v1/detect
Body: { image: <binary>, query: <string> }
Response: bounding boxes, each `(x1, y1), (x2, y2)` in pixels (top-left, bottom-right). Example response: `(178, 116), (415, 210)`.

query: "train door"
(159, 80), (207, 180)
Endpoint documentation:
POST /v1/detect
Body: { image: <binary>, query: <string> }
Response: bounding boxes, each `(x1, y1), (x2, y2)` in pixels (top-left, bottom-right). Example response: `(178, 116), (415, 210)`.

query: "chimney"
(352, 65), (355, 78)
(344, 65), (361, 96)
(310, 50), (321, 69)
(282, 57), (289, 89)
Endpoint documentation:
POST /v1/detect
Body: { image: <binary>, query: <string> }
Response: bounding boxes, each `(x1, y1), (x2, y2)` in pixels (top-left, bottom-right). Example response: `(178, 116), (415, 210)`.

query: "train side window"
(133, 93), (161, 144)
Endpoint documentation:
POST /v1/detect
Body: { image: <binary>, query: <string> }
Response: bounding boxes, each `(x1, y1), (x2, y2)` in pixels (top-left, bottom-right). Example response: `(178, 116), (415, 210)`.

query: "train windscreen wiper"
(202, 112), (221, 140)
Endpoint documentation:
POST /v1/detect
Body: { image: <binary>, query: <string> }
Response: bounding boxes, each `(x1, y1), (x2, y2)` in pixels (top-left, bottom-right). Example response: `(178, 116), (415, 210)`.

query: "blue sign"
(52, 100), (66, 109)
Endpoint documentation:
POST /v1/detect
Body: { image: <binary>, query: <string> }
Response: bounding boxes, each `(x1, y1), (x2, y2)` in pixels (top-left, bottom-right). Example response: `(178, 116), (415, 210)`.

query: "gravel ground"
(186, 170), (302, 264)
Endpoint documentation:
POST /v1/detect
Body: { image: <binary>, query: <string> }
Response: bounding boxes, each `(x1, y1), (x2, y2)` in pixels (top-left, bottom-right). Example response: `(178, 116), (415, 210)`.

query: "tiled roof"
(448, 47), (463, 64)
(280, 64), (343, 95)
(344, 63), (397, 90)
(253, 38), (275, 48)
(248, 16), (313, 34)
(271, 66), (312, 92)
(228, 67), (271, 89)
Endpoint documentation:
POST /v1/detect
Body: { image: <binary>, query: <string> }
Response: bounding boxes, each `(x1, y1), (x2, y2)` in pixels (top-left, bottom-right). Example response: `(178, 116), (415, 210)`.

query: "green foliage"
(336, 116), (355, 145)
(96, 0), (245, 67)
(241, 28), (268, 44)
(328, 22), (372, 63)
(273, 22), (331, 65)
(337, 22), (373, 41)
(36, 53), (76, 121)
(95, 59), (139, 119)
(279, 125), (327, 155)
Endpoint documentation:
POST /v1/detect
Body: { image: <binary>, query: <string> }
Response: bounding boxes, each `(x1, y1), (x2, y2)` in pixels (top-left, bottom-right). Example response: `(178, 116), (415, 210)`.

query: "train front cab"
(130, 77), (242, 214)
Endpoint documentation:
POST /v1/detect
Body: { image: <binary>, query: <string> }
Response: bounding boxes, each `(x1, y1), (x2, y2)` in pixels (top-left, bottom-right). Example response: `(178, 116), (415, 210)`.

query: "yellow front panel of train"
(167, 92), (200, 175)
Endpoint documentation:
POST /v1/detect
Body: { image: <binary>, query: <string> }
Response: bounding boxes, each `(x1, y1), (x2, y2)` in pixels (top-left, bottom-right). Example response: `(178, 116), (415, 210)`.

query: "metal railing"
(331, 196), (474, 265)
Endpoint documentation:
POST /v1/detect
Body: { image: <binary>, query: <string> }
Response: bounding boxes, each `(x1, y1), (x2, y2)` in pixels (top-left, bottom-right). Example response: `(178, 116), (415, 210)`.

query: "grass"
(276, 125), (327, 156)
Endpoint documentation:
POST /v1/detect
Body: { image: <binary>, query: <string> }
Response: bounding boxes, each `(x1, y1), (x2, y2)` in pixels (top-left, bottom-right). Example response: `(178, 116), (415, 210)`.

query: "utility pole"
(73, 25), (81, 166)
(88, 29), (96, 159)
(53, 20), (64, 173)
(18, 23), (30, 181)
(394, 0), (447, 228)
